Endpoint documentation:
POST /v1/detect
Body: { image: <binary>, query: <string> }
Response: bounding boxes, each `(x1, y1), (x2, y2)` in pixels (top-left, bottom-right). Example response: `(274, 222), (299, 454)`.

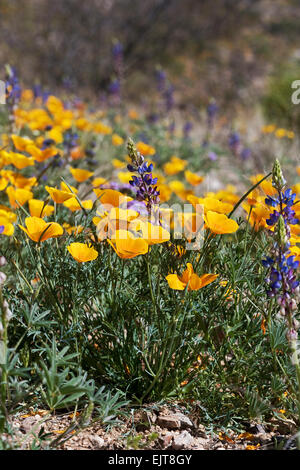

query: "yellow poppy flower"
(28, 199), (54, 218)
(11, 135), (34, 152)
(256, 179), (277, 197)
(112, 134), (124, 146)
(112, 159), (126, 169)
(132, 220), (170, 245)
(60, 181), (78, 194)
(67, 243), (98, 263)
(0, 207), (17, 223)
(26, 145), (58, 163)
(70, 146), (84, 160)
(0, 177), (8, 191)
(166, 263), (219, 291)
(45, 186), (74, 204)
(94, 189), (132, 209)
(7, 152), (35, 170)
(136, 142), (155, 156)
(63, 223), (84, 235)
(108, 230), (149, 259)
(185, 170), (204, 186)
(92, 177), (107, 188)
(95, 208), (139, 241)
(0, 212), (15, 236)
(243, 203), (271, 231)
(21, 89), (34, 103)
(164, 156), (187, 176)
(6, 187), (33, 209)
(275, 128), (286, 138)
(93, 122), (112, 135)
(158, 184), (172, 202)
(188, 196), (233, 215)
(169, 180), (192, 200)
(6, 173), (37, 190)
(69, 167), (94, 183)
(118, 172), (132, 184)
(63, 197), (93, 212)
(205, 211), (239, 234)
(261, 124), (276, 134)
(19, 217), (63, 242)
(48, 127), (63, 144)
(46, 95), (64, 113)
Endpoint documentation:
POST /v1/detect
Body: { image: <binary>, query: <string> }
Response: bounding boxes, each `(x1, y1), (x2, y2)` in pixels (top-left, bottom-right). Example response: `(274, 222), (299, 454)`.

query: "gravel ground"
(5, 403), (298, 451)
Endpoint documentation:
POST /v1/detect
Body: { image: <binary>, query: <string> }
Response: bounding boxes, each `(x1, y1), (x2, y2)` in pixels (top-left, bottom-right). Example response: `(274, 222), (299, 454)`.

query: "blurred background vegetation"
(1, 0), (300, 125)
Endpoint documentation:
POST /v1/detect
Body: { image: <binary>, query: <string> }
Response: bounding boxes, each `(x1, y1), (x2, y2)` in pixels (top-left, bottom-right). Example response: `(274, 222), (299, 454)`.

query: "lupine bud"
(293, 319), (300, 330)
(0, 272), (6, 286)
(280, 306), (286, 316)
(272, 159), (286, 190)
(127, 138), (143, 167)
(277, 215), (287, 247)
(2, 300), (12, 322)
(287, 328), (298, 342)
(291, 299), (298, 311)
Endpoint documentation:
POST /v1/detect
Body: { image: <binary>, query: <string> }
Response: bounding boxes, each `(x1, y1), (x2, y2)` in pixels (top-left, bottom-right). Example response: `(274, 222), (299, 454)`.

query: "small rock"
(159, 432), (174, 449)
(157, 415), (180, 430)
(176, 412), (194, 430)
(172, 431), (193, 450)
(248, 423), (266, 434)
(194, 437), (209, 449)
(157, 412), (194, 430)
(89, 435), (105, 449)
(197, 424), (207, 437)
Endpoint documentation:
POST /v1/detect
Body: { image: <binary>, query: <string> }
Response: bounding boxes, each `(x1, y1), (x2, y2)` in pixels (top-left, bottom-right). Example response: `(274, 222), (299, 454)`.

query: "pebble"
(172, 431), (194, 450)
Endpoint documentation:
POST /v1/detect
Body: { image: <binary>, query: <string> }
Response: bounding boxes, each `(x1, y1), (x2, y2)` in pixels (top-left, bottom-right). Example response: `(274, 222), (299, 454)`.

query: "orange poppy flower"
(108, 230), (149, 259)
(185, 170), (204, 186)
(69, 168), (94, 183)
(188, 196), (233, 215)
(28, 199), (54, 218)
(112, 134), (124, 146)
(166, 263), (219, 291)
(19, 217), (63, 242)
(63, 197), (93, 212)
(45, 186), (74, 204)
(26, 145), (58, 163)
(67, 243), (98, 263)
(6, 152), (35, 170)
(94, 189), (132, 209)
(205, 211), (239, 234)
(6, 187), (33, 209)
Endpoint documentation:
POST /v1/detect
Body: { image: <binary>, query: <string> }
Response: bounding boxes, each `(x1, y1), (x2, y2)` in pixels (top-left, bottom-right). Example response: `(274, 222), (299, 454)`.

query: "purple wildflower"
(127, 139), (160, 213)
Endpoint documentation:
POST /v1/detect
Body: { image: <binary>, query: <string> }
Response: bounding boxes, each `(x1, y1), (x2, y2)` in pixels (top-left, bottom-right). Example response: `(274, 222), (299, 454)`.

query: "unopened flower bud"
(0, 257), (6, 267)
(293, 319), (300, 331)
(290, 299), (298, 311)
(0, 272), (6, 285)
(276, 215), (287, 247)
(280, 306), (286, 316)
(272, 159), (286, 190)
(287, 328), (298, 342)
(2, 300), (12, 322)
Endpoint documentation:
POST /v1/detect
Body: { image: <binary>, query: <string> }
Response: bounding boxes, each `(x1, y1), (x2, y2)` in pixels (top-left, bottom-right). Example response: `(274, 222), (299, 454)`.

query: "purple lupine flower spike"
(127, 139), (160, 214)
